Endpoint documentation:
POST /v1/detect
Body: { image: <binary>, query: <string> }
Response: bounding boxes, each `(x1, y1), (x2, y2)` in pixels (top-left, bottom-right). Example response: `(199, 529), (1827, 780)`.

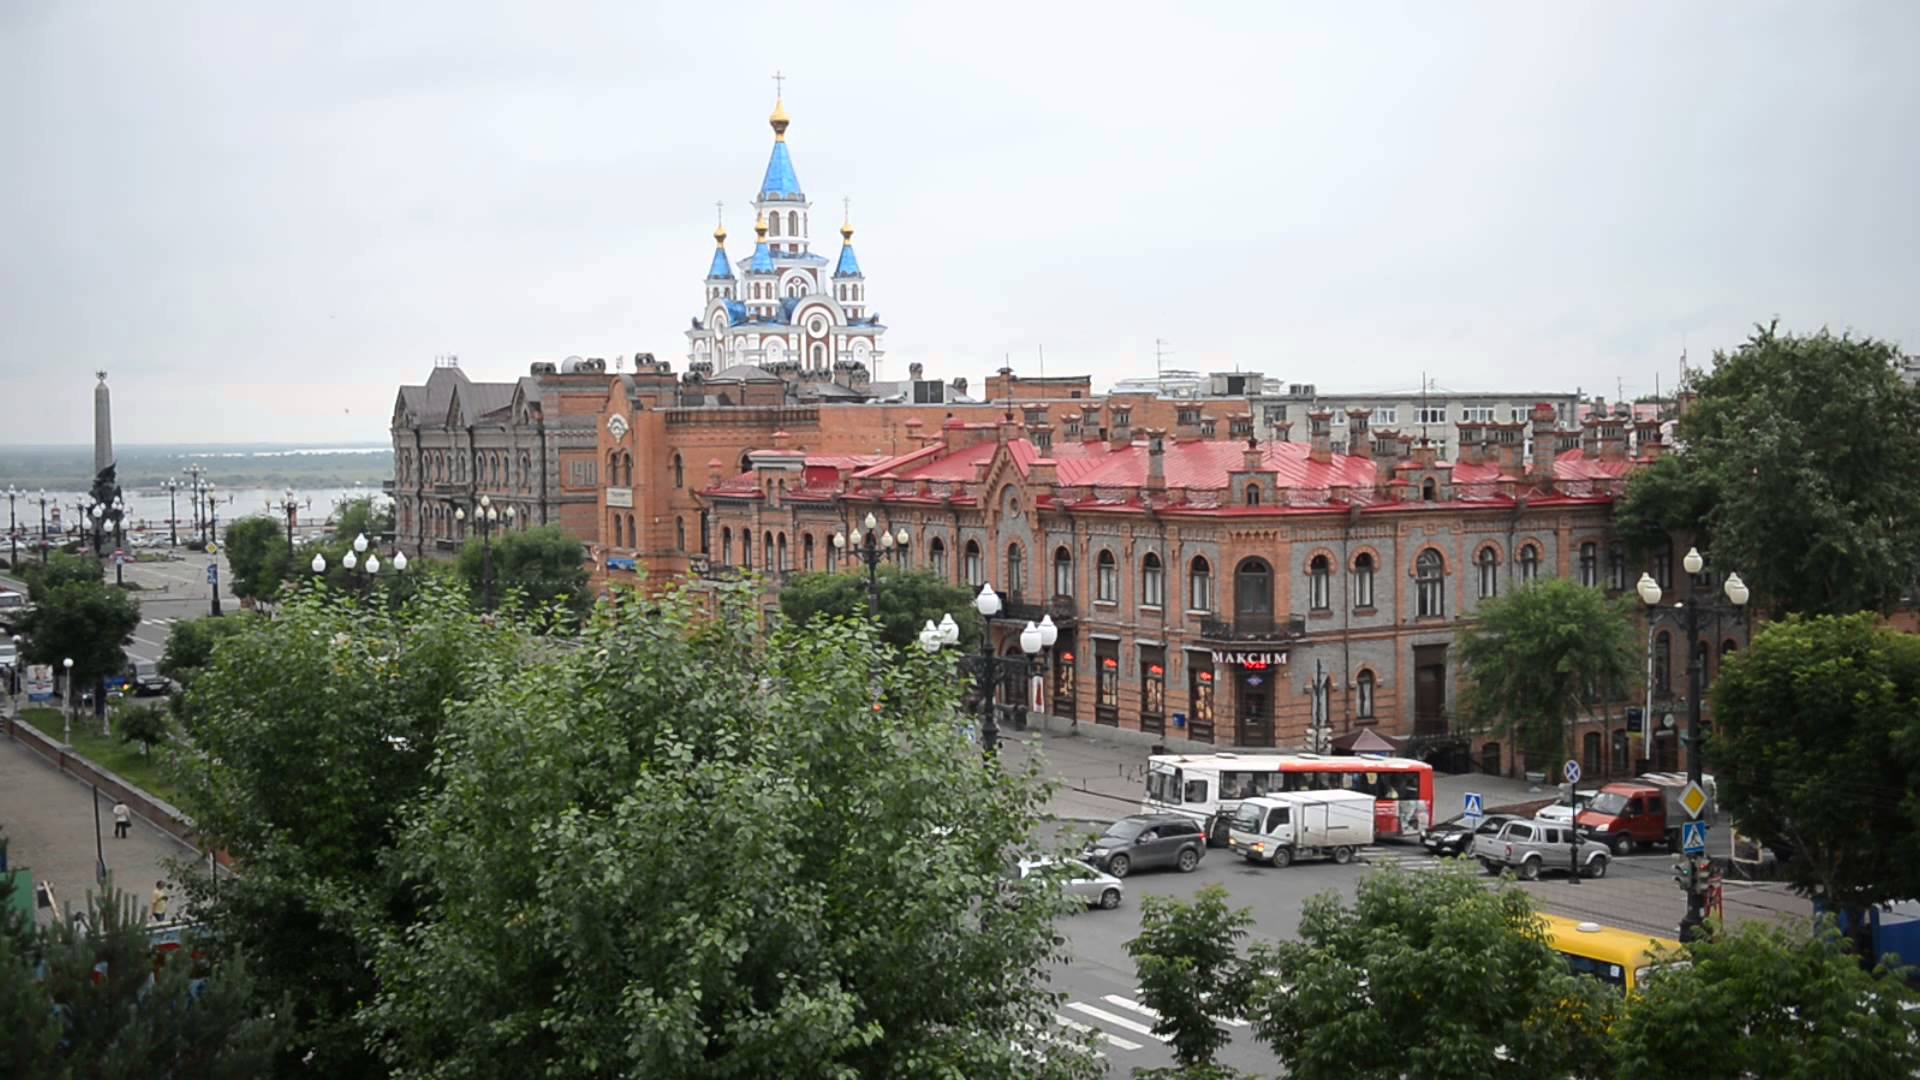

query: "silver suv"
(1473, 818), (1611, 880)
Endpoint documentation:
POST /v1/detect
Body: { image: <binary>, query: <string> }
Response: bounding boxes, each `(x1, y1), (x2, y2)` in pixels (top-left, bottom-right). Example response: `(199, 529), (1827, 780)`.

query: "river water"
(7, 484), (391, 544)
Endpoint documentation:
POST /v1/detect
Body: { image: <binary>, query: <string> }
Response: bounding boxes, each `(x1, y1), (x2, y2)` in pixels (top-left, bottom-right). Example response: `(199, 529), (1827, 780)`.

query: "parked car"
(0, 590), (30, 634)
(128, 659), (171, 697)
(1082, 814), (1207, 878)
(1422, 812), (1518, 857)
(1473, 818), (1612, 880)
(1015, 857), (1123, 911)
(1535, 790), (1600, 826)
(1576, 775), (1715, 855)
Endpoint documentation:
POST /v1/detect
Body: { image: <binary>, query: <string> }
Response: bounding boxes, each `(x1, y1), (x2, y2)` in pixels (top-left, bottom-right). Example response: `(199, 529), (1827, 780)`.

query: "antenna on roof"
(1155, 338), (1172, 380)
(1038, 344), (1044, 378)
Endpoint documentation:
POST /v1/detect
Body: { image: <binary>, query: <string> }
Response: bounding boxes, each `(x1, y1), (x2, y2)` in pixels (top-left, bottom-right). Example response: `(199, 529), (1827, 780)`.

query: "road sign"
(1463, 792), (1485, 823)
(1563, 759), (1582, 784)
(1680, 780), (1709, 819)
(1681, 820), (1709, 855)
(206, 564), (219, 585)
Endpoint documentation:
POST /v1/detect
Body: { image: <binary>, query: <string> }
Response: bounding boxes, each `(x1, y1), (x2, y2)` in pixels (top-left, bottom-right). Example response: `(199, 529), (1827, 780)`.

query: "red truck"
(1575, 774), (1713, 855)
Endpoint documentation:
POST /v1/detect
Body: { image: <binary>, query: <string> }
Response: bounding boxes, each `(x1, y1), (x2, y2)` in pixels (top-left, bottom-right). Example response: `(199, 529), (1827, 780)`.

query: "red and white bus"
(1144, 752), (1435, 844)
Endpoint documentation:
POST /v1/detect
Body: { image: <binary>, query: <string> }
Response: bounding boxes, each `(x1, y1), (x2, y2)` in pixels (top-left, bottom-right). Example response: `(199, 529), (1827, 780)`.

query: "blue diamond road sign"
(1681, 820), (1709, 855)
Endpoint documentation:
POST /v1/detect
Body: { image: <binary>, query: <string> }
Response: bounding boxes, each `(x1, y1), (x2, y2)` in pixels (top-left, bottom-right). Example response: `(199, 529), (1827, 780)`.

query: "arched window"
(673, 454), (684, 489)
(811, 343), (826, 368)
(1189, 556), (1213, 612)
(739, 453), (752, 476)
(964, 540), (982, 587)
(1421, 477), (1438, 501)
(741, 530), (751, 569)
(1053, 547), (1074, 597)
(722, 526), (733, 565)
(777, 533), (787, 571)
(802, 533), (815, 571)
(1245, 483), (1262, 506)
(627, 514), (636, 548)
(1007, 543), (1025, 594)
(610, 514), (621, 547)
(1416, 549), (1445, 618)
(622, 452), (633, 487)
(1142, 552), (1164, 608)
(1478, 547), (1499, 599)
(676, 517), (686, 551)
(1309, 555), (1331, 611)
(788, 210), (799, 236)
(769, 213), (782, 237)
(1608, 543), (1626, 591)
(1353, 552), (1376, 609)
(765, 531), (775, 570)
(1579, 542), (1599, 587)
(1097, 550), (1118, 603)
(1357, 671), (1376, 719)
(930, 536), (947, 579)
(1519, 544), (1540, 583)
(1234, 558), (1273, 626)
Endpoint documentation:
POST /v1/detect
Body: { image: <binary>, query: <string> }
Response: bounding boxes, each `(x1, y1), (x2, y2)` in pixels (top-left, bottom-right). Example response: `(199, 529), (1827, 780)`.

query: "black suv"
(1422, 813), (1518, 858)
(1082, 814), (1207, 878)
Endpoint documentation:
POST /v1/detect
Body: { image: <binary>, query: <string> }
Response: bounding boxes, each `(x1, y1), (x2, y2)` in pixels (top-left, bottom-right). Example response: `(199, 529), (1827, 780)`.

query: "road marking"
(1105, 993), (1249, 1029)
(1064, 1001), (1166, 1041)
(1052, 1013), (1134, 1052)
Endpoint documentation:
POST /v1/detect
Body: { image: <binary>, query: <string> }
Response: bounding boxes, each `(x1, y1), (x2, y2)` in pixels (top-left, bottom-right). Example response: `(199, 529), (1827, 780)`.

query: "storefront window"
(1188, 654), (1215, 743)
(1141, 646), (1165, 734)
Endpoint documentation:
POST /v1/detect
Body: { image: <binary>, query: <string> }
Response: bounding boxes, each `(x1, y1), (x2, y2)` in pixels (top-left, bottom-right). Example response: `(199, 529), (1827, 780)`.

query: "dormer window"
(1178, 408), (1200, 425)
(1229, 417), (1252, 437)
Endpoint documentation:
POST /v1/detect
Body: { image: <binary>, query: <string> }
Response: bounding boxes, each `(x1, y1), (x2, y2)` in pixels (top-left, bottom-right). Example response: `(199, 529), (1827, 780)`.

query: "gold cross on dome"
(772, 70), (786, 99)
(715, 201), (724, 226)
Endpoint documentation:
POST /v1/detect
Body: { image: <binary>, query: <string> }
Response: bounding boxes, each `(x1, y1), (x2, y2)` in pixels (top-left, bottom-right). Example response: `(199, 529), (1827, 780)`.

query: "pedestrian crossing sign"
(1681, 820), (1709, 855)
(1463, 792), (1485, 822)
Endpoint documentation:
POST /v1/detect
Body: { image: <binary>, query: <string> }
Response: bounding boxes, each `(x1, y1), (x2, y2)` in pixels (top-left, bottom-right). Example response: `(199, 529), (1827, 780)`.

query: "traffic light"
(1673, 856), (1690, 891)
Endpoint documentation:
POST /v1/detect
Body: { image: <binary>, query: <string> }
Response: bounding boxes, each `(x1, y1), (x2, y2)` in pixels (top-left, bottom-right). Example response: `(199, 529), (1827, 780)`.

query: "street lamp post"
(313, 545), (406, 597)
(276, 489), (300, 545)
(833, 512), (909, 619)
(1636, 548), (1748, 941)
(456, 497), (514, 612)
(3, 485), (18, 568)
(162, 480), (179, 547)
(207, 541), (222, 617)
(61, 657), (74, 745)
(36, 489), (49, 564)
(918, 585), (1046, 756)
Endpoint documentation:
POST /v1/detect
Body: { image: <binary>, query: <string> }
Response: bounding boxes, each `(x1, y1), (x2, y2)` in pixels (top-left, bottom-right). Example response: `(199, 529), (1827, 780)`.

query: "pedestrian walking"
(112, 800), (131, 839)
(149, 880), (168, 923)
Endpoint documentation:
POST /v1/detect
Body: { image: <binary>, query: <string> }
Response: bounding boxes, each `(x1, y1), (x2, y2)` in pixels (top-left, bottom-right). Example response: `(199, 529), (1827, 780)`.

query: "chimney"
(1455, 422), (1483, 465)
(1581, 416), (1601, 458)
(1243, 436), (1263, 472)
(1308, 409), (1333, 464)
(1529, 403), (1559, 478)
(1346, 409), (1373, 458)
(707, 457), (724, 486)
(909, 361), (924, 381)
(1411, 440), (1438, 468)
(999, 411), (1020, 445)
(1598, 418), (1628, 461)
(1268, 420), (1293, 444)
(1634, 417), (1664, 461)
(771, 429), (790, 450)
(1146, 429), (1167, 492)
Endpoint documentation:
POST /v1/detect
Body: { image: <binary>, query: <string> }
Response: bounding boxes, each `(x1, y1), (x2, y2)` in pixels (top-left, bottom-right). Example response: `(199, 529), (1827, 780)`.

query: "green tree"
(15, 579), (140, 727)
(363, 583), (1091, 1079)
(454, 524), (589, 616)
(330, 495), (392, 544)
(1611, 918), (1920, 1078)
(118, 702), (169, 757)
(1455, 577), (1641, 766)
(1246, 865), (1617, 1079)
(1126, 885), (1257, 1076)
(157, 614), (252, 687)
(780, 566), (984, 652)
(0, 886), (289, 1079)
(1617, 323), (1920, 616)
(20, 550), (104, 603)
(172, 582), (526, 1075)
(221, 516), (290, 604)
(1709, 613), (1920, 919)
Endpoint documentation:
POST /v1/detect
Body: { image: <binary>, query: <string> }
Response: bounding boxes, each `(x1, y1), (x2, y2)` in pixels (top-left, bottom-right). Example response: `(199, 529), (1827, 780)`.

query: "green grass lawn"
(16, 705), (186, 808)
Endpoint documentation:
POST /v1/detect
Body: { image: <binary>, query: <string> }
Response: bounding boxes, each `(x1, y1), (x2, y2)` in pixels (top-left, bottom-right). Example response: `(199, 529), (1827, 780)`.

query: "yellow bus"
(1537, 914), (1683, 995)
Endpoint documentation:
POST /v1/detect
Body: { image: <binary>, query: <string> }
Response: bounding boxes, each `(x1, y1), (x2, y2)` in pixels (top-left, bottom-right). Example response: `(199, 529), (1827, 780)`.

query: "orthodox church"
(686, 93), (885, 390)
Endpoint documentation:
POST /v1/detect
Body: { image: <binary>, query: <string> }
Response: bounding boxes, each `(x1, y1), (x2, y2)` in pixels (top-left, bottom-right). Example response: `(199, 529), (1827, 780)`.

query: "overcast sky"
(3, 2), (1916, 445)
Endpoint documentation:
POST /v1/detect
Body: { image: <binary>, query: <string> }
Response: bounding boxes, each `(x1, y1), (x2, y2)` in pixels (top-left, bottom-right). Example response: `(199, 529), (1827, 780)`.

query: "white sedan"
(1535, 790), (1599, 826)
(1016, 857), (1123, 911)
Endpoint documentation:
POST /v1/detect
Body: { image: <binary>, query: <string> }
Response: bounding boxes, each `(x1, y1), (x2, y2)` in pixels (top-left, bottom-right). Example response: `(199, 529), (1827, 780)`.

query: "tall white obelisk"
(94, 371), (113, 475)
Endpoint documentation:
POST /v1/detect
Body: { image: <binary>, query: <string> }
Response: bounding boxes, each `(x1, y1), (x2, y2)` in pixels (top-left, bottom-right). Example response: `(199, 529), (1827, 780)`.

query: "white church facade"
(686, 94), (885, 381)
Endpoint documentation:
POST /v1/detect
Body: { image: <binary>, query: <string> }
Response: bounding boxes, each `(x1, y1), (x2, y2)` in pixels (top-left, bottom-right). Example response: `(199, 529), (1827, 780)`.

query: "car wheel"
(1270, 848), (1293, 869)
(1481, 859), (1501, 876)
(1519, 857), (1541, 881)
(1331, 846), (1354, 865)
(1176, 848), (1200, 873)
(1107, 854), (1131, 879)
(1099, 888), (1121, 910)
(1207, 816), (1229, 847)
(1584, 856), (1608, 879)
(1610, 834), (1634, 857)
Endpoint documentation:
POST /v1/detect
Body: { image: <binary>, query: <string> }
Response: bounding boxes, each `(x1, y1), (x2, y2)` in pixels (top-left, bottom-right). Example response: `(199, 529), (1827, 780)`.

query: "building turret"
(744, 215), (778, 319)
(833, 216), (866, 319)
(756, 93), (810, 257)
(705, 221), (736, 303)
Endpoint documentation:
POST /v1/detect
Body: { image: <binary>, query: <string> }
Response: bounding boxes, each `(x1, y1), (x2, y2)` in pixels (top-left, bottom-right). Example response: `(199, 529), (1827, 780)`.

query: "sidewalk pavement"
(1002, 724), (1551, 828)
(0, 718), (202, 926)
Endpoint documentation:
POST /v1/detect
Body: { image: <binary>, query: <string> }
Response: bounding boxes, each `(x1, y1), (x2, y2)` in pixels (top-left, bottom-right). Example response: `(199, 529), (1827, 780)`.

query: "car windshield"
(136, 662), (157, 677)
(1231, 804), (1263, 829)
(1100, 821), (1147, 843)
(1587, 792), (1629, 816)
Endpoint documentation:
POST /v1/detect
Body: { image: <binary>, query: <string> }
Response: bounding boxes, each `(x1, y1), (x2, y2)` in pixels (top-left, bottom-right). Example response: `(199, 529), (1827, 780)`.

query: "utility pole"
(1154, 338), (1172, 381)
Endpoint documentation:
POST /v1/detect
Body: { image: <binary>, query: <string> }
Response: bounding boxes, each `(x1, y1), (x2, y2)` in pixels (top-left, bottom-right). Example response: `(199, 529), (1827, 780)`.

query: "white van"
(1227, 790), (1376, 868)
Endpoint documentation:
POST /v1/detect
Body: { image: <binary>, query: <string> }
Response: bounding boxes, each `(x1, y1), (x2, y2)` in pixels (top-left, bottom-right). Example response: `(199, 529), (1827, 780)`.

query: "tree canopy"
(779, 566), (984, 652)
(1127, 884), (1256, 1073)
(173, 581), (527, 1074)
(362, 582), (1086, 1079)
(221, 516), (290, 603)
(1617, 323), (1920, 616)
(157, 613), (253, 686)
(15, 577), (140, 701)
(330, 495), (393, 545)
(1610, 917), (1920, 1078)
(1709, 612), (1920, 913)
(454, 524), (589, 616)
(19, 551), (103, 603)
(1248, 865), (1618, 1079)
(1455, 577), (1641, 764)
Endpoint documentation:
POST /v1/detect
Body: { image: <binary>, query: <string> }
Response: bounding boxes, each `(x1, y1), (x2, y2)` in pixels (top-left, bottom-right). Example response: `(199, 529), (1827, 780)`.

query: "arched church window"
(811, 343), (826, 368)
(769, 214), (781, 237)
(788, 210), (799, 235)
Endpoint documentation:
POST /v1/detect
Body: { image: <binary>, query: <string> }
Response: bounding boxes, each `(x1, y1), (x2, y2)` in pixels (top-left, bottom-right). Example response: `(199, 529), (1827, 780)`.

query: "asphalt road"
(3, 546), (229, 667)
(1036, 826), (1730, 1076)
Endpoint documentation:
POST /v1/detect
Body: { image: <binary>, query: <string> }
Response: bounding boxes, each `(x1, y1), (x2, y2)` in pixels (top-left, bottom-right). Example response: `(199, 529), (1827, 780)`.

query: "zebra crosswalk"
(1357, 845), (1463, 874)
(1038, 990), (1249, 1064)
(139, 618), (180, 628)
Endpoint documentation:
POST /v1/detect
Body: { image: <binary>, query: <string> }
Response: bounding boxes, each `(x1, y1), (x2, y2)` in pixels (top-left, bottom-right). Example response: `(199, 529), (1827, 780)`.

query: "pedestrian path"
(1040, 988), (1248, 1065)
(139, 617), (180, 628)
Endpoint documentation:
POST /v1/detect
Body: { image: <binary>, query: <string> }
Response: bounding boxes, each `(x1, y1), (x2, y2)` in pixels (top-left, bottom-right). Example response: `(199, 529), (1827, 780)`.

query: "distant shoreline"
(0, 442), (393, 491)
